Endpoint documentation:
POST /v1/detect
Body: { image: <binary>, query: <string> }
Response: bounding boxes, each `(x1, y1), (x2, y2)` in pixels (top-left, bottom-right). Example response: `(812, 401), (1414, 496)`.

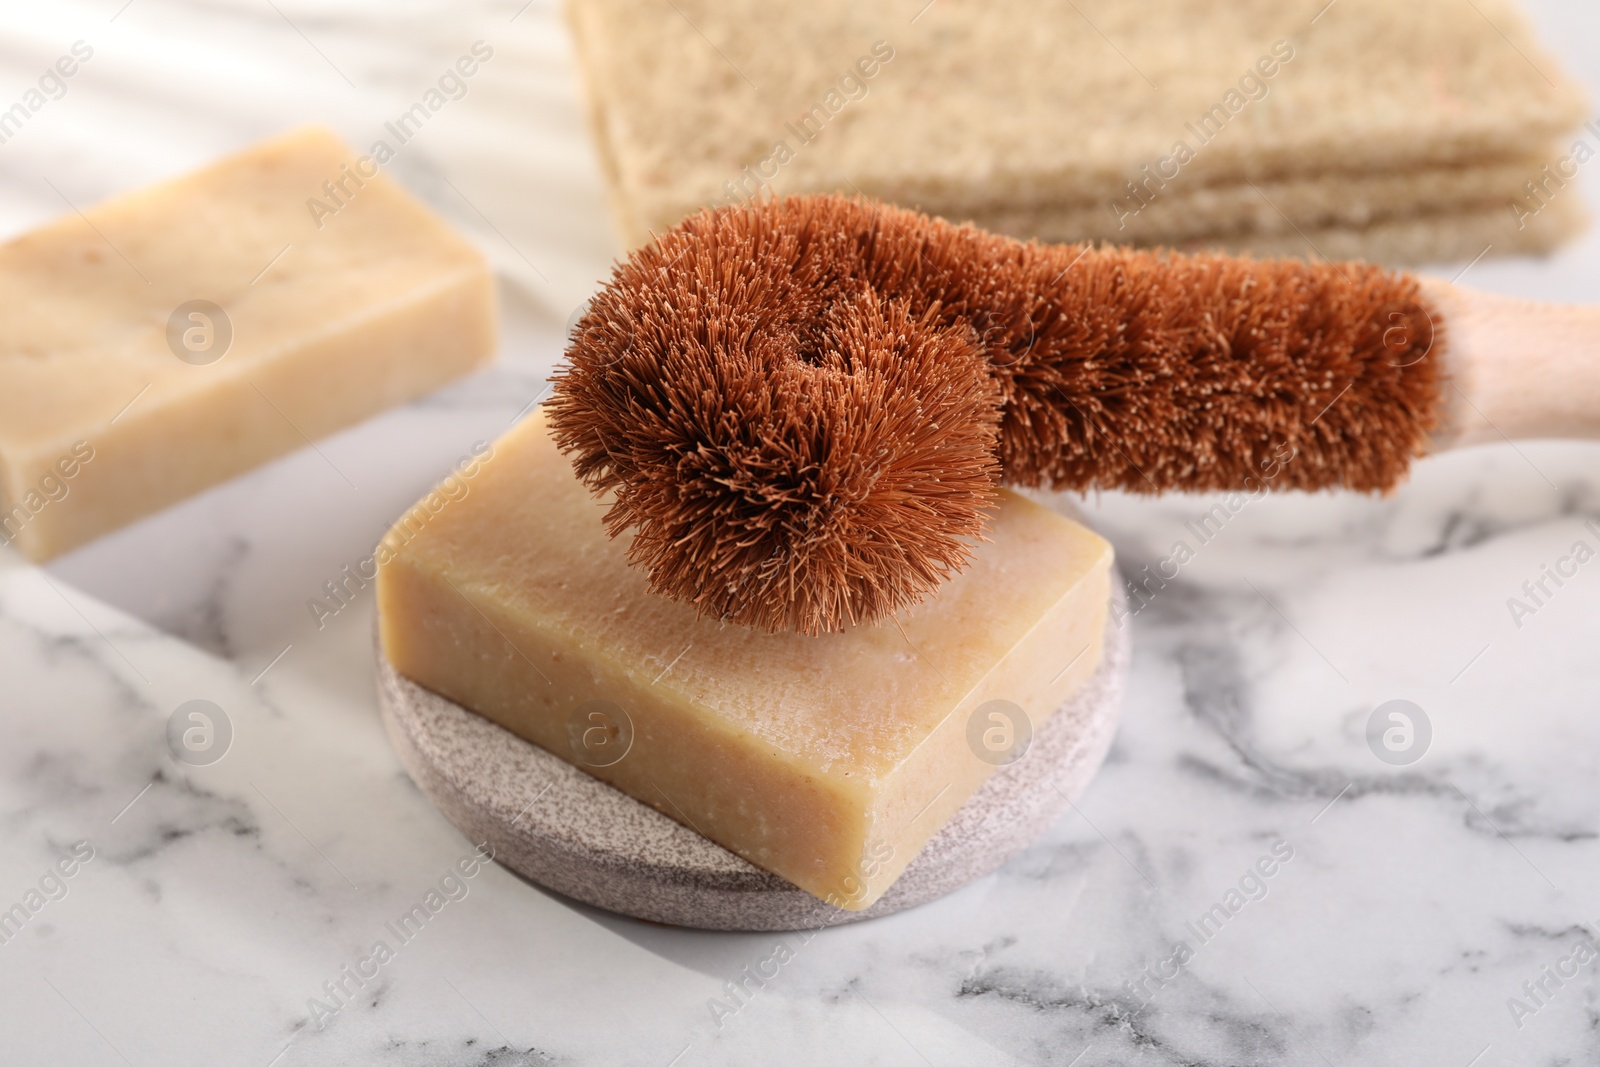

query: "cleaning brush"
(547, 194), (1593, 635)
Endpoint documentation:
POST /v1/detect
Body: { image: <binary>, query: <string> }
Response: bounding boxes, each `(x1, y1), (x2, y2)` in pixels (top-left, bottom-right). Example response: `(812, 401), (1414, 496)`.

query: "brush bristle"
(548, 195), (1442, 634)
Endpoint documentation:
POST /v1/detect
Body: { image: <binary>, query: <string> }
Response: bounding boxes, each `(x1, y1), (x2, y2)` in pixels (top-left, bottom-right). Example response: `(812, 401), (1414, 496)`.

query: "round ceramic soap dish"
(375, 582), (1129, 931)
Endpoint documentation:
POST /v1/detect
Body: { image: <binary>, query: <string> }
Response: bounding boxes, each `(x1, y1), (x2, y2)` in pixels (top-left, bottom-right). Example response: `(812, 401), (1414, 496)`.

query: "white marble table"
(4, 1), (1600, 1064)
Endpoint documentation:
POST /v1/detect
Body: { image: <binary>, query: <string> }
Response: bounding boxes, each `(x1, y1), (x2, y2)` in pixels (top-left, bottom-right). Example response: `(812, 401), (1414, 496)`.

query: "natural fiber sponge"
(0, 126), (495, 561)
(567, 0), (1588, 254)
(375, 411), (1112, 909)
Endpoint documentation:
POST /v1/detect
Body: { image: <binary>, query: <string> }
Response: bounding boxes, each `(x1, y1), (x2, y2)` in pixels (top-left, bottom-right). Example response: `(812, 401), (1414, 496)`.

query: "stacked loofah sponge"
(567, 0), (1589, 263)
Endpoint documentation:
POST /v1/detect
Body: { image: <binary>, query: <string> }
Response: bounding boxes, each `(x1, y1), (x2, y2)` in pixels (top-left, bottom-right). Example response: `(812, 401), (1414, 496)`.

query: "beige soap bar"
(0, 126), (495, 561)
(377, 412), (1112, 909)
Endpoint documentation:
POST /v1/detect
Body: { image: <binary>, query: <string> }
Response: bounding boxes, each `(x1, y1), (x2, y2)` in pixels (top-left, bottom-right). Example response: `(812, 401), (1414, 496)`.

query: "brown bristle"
(548, 195), (1443, 634)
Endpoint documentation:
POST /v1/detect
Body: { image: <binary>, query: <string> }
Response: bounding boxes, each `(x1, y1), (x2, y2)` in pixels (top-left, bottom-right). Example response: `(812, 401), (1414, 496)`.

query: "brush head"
(549, 195), (1442, 634)
(546, 201), (1003, 635)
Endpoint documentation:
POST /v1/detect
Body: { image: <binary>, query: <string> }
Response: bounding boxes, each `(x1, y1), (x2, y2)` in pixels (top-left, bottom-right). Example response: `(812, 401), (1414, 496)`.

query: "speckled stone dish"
(375, 583), (1130, 932)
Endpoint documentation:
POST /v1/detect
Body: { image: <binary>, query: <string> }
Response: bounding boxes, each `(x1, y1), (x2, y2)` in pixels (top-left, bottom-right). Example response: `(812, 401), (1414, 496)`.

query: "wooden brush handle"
(1425, 278), (1600, 447)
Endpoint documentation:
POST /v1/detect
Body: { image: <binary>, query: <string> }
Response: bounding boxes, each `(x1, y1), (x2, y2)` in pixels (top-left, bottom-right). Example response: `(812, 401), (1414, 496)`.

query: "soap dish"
(375, 583), (1130, 932)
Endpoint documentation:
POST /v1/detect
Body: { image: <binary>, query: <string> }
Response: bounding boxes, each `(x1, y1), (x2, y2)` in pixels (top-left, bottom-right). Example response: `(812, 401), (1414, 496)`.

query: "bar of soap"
(0, 126), (495, 561)
(376, 413), (1111, 909)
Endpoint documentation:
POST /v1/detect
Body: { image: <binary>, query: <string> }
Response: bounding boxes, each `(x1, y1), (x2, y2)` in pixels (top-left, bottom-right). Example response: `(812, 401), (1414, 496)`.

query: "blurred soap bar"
(0, 125), (496, 561)
(376, 412), (1112, 909)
